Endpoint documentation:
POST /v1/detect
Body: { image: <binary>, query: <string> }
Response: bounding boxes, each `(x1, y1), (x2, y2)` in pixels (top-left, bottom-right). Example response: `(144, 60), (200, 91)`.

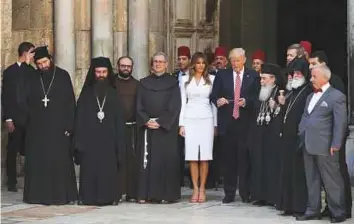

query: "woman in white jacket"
(179, 52), (217, 203)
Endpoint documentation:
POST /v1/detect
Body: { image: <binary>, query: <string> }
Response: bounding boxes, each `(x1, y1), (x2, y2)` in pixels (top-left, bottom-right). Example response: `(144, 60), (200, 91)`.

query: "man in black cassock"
(276, 58), (312, 216)
(23, 46), (77, 205)
(115, 56), (139, 202)
(74, 57), (125, 206)
(248, 63), (283, 206)
(2, 42), (35, 192)
(136, 52), (181, 203)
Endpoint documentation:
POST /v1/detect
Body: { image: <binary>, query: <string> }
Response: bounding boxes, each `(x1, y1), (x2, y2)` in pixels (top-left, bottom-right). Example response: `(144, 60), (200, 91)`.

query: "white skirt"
(184, 117), (214, 161)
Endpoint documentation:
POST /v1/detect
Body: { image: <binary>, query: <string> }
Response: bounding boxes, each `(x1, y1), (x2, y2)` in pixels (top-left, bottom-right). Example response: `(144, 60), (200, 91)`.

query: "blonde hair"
(229, 48), (246, 59)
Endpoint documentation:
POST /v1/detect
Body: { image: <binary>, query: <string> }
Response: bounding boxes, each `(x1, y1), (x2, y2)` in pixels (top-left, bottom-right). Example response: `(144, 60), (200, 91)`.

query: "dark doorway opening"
(277, 0), (347, 83)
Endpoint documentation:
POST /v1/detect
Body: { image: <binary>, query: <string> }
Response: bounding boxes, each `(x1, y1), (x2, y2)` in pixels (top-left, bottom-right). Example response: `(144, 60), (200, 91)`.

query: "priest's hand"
(269, 98), (276, 109)
(330, 147), (340, 156)
(6, 121), (15, 133)
(278, 95), (285, 105)
(147, 120), (160, 129)
(179, 126), (185, 137)
(217, 97), (229, 107)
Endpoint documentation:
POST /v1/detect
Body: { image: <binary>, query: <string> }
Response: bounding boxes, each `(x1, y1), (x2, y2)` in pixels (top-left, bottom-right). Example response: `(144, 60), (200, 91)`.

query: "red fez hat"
(214, 46), (227, 57)
(252, 49), (265, 62)
(177, 46), (191, 58)
(300, 41), (312, 55)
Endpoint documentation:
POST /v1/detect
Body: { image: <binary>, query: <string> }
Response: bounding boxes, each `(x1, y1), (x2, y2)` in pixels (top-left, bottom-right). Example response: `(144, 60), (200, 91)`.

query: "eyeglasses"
(119, 64), (132, 69)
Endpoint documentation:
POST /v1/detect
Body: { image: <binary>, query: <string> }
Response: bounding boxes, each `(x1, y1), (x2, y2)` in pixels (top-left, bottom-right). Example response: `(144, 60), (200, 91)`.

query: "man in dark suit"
(309, 51), (352, 219)
(174, 46), (191, 187)
(211, 48), (259, 203)
(297, 65), (347, 223)
(1, 42), (35, 192)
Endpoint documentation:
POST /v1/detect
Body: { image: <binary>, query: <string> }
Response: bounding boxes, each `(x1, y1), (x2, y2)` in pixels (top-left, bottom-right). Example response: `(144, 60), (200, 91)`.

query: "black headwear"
(261, 63), (285, 89)
(287, 58), (310, 80)
(33, 46), (51, 61)
(82, 57), (116, 90)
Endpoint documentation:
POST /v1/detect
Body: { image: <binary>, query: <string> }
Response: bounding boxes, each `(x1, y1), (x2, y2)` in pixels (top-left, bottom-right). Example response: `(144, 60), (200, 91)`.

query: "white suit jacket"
(179, 75), (217, 126)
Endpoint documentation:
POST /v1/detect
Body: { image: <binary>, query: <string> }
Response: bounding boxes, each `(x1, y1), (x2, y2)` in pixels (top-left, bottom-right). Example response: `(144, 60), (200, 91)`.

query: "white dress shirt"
(178, 70), (189, 86)
(307, 82), (330, 114)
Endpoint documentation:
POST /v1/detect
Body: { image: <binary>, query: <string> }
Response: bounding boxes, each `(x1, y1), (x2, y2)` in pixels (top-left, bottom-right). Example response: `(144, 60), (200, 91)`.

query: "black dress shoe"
(280, 211), (293, 216)
(252, 200), (266, 206)
(346, 213), (352, 219)
(296, 214), (322, 221)
(330, 216), (346, 223)
(8, 186), (18, 192)
(222, 196), (235, 204)
(241, 197), (252, 203)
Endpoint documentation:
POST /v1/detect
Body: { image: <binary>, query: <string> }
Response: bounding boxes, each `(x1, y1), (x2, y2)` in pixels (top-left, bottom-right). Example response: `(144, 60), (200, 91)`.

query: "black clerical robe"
(23, 66), (77, 205)
(136, 73), (181, 202)
(248, 88), (283, 205)
(276, 84), (312, 213)
(116, 76), (139, 199)
(74, 86), (125, 205)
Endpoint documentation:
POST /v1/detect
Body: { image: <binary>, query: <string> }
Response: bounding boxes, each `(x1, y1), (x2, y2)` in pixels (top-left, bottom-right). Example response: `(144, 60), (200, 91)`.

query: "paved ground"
(1, 180), (354, 224)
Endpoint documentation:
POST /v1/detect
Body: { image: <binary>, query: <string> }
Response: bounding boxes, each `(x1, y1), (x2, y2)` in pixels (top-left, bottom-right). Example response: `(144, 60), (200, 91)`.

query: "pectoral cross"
(42, 95), (50, 108)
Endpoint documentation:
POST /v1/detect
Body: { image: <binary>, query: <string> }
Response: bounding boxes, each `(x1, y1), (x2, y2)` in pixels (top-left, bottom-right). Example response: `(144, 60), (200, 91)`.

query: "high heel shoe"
(198, 189), (206, 203)
(190, 190), (199, 203)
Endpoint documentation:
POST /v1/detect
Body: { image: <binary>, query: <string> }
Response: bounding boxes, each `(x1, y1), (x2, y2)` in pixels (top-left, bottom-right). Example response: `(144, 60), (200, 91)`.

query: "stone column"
(54, 0), (76, 80)
(113, 0), (128, 69)
(75, 0), (91, 96)
(346, 0), (354, 183)
(128, 0), (149, 80)
(149, 0), (165, 59)
(92, 0), (113, 61)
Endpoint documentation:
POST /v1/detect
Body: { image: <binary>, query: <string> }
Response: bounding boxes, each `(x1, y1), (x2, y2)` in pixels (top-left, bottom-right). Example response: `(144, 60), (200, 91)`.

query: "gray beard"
(259, 85), (274, 102)
(286, 79), (292, 91)
(291, 77), (306, 89)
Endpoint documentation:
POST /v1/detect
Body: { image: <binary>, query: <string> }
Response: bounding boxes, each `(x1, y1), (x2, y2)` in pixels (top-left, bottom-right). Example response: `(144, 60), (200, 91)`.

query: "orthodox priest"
(248, 63), (284, 206)
(115, 56), (139, 202)
(276, 58), (312, 216)
(136, 52), (181, 203)
(74, 57), (125, 206)
(23, 46), (77, 205)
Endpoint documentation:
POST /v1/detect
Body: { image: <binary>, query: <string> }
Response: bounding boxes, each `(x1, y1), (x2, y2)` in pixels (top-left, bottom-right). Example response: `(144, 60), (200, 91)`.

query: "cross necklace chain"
(40, 67), (56, 108)
(96, 94), (107, 123)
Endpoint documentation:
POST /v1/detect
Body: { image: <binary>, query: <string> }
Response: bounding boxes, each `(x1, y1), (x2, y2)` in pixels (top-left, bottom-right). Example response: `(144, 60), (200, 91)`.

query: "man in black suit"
(2, 42), (35, 192)
(174, 46), (191, 187)
(309, 51), (352, 219)
(211, 48), (259, 203)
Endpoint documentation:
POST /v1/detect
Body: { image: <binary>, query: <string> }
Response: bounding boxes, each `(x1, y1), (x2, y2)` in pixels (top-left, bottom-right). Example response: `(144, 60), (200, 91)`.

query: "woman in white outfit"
(179, 52), (217, 203)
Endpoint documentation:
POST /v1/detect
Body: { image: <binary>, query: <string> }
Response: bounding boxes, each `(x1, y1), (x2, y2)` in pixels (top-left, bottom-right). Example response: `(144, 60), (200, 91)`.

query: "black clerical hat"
(91, 57), (112, 68)
(262, 63), (285, 88)
(287, 58), (310, 79)
(34, 46), (51, 61)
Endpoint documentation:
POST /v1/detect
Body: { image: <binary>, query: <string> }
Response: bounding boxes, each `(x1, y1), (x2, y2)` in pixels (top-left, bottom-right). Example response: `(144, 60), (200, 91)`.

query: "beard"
(40, 62), (54, 74)
(291, 77), (306, 89)
(259, 85), (274, 102)
(94, 77), (109, 97)
(286, 79), (292, 91)
(118, 69), (132, 78)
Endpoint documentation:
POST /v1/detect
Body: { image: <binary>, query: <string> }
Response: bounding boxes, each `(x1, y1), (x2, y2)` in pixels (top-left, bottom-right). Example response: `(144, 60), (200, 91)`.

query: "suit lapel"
(226, 69), (235, 97)
(241, 69), (252, 95)
(310, 87), (332, 114)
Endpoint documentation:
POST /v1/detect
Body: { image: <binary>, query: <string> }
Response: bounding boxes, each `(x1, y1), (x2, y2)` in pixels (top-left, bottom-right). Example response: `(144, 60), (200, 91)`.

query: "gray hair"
(287, 43), (305, 57)
(151, 52), (168, 62)
(229, 48), (246, 59)
(312, 64), (331, 80)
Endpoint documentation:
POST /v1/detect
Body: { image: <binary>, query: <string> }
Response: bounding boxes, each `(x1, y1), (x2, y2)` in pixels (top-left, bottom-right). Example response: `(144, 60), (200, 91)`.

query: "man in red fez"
(300, 40), (312, 60)
(175, 46), (191, 187)
(251, 50), (265, 73)
(213, 46), (228, 73)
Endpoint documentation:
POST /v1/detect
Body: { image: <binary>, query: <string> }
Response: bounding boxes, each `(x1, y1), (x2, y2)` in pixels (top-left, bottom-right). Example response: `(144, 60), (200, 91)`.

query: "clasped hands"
(216, 97), (245, 108)
(146, 120), (160, 129)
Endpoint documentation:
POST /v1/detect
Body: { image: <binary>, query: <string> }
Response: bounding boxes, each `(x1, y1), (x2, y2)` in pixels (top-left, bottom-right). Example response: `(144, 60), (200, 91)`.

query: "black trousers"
(178, 135), (186, 186)
(6, 125), (25, 187)
(221, 119), (251, 200)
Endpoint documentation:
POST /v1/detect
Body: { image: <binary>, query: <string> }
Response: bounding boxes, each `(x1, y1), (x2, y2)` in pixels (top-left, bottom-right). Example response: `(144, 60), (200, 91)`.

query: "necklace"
(257, 86), (278, 126)
(96, 94), (107, 123)
(283, 85), (307, 123)
(40, 67), (56, 108)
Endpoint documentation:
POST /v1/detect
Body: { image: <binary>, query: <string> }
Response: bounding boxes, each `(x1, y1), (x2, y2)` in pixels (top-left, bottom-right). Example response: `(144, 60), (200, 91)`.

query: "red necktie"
(233, 72), (241, 119)
(313, 88), (322, 93)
